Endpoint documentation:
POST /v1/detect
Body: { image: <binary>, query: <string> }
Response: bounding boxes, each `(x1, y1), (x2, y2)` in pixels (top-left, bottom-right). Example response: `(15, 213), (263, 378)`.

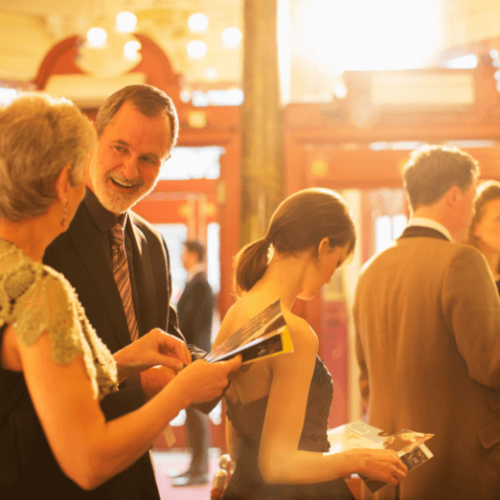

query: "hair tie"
(264, 235), (272, 244)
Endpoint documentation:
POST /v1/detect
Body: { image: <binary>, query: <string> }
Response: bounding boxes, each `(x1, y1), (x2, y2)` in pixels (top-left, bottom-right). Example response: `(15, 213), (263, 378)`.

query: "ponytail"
(233, 237), (271, 296)
(233, 188), (356, 296)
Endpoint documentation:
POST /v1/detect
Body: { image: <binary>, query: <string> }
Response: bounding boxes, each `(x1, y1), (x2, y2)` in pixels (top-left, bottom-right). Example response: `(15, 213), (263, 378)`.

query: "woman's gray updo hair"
(233, 188), (356, 295)
(0, 92), (96, 221)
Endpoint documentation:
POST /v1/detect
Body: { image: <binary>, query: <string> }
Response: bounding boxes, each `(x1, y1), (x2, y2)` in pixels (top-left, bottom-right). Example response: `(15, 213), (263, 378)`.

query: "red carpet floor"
(152, 448), (221, 500)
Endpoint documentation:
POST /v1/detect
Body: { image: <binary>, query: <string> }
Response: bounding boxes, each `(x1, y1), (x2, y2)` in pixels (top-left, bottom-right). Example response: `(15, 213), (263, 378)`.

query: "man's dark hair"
(402, 145), (479, 211)
(95, 84), (179, 146)
(184, 240), (206, 263)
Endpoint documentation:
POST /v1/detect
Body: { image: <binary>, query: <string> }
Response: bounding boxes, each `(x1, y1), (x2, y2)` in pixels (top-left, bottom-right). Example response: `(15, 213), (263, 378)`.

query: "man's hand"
(174, 355), (243, 405)
(140, 366), (177, 400)
(114, 329), (192, 382)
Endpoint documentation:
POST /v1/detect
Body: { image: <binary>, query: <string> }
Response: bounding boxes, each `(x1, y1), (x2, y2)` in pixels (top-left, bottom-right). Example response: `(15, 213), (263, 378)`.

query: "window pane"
(393, 214), (408, 239)
(207, 222), (220, 294)
(159, 146), (224, 180)
(154, 223), (188, 303)
(375, 215), (392, 253)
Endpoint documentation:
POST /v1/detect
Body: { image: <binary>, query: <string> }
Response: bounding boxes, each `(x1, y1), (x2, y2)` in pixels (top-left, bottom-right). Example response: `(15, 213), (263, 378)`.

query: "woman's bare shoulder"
(281, 308), (318, 353)
(212, 302), (241, 348)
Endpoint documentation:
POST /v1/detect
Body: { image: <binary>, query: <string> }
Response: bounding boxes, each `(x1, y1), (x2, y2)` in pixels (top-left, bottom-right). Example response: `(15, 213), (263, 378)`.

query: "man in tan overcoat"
(354, 145), (500, 500)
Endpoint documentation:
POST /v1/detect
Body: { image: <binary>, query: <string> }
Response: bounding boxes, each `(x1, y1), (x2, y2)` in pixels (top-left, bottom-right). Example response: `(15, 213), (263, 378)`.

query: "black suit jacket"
(44, 191), (183, 500)
(177, 271), (214, 352)
(45, 192), (182, 350)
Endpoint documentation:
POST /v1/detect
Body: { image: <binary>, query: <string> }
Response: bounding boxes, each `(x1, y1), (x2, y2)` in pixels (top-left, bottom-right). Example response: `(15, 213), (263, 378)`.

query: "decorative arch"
(34, 33), (183, 109)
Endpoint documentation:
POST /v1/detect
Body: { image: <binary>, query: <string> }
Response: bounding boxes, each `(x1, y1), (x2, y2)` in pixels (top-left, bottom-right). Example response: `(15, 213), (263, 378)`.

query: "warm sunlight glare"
(298, 0), (441, 72)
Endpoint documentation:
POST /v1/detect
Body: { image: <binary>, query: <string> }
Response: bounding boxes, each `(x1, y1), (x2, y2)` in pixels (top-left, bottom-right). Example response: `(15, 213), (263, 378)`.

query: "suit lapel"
(68, 206), (132, 348)
(129, 216), (158, 335)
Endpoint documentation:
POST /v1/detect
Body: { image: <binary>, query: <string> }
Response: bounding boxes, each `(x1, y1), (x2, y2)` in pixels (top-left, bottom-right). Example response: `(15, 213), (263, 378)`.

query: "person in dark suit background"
(171, 240), (214, 487)
(44, 84), (233, 499)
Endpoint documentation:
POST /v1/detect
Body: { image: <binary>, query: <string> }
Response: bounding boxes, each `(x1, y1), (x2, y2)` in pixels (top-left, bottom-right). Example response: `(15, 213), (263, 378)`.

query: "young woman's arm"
(13, 328), (240, 490)
(257, 316), (406, 486)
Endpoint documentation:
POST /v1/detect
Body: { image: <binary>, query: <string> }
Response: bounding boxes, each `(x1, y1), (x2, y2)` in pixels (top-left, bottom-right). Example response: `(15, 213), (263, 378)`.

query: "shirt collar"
(84, 188), (128, 232)
(407, 217), (452, 242)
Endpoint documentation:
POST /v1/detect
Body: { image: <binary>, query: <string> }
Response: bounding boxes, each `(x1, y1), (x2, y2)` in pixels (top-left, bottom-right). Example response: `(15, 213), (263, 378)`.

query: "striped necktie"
(110, 222), (139, 342)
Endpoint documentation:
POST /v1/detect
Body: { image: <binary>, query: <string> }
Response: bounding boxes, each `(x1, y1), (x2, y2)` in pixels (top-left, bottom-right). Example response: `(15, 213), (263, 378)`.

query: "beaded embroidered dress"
(0, 239), (118, 497)
(223, 356), (355, 500)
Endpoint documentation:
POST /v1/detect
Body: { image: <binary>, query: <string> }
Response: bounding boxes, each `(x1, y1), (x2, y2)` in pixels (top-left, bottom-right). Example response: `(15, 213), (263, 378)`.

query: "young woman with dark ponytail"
(213, 188), (407, 500)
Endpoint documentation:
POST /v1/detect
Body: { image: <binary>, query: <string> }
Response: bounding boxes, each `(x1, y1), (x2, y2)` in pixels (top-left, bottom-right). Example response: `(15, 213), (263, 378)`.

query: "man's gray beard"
(96, 180), (158, 214)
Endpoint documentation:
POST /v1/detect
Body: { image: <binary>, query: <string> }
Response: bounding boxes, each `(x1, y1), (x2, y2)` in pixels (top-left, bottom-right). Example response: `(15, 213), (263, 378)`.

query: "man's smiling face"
(88, 100), (173, 216)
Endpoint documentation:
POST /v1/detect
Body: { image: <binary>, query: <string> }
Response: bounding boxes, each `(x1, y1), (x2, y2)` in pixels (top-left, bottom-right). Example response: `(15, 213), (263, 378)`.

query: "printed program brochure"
(205, 300), (293, 365)
(327, 420), (434, 493)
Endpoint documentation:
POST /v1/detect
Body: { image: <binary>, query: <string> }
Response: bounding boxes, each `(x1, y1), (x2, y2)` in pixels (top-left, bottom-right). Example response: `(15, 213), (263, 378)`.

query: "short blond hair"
(0, 92), (96, 221)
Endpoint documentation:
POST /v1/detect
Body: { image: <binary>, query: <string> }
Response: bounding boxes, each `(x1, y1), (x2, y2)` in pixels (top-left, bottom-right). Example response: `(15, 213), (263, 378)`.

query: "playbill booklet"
(205, 300), (293, 365)
(327, 420), (434, 493)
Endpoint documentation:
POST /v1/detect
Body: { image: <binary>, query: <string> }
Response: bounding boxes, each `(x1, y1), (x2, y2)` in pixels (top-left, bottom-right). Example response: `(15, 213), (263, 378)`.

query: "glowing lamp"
(188, 13), (209, 32)
(187, 40), (207, 59)
(116, 12), (137, 33)
(87, 27), (107, 48)
(124, 40), (141, 60)
(221, 27), (242, 48)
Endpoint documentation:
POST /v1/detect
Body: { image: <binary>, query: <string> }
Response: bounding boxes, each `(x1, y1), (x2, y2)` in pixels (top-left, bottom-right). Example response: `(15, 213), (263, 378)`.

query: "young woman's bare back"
(214, 286), (318, 406)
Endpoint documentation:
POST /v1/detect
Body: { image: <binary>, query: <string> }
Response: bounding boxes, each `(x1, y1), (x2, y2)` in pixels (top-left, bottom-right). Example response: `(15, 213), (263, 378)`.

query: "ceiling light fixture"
(221, 27), (242, 49)
(188, 13), (209, 32)
(124, 40), (142, 60)
(187, 40), (208, 59)
(116, 11), (137, 33)
(87, 27), (108, 48)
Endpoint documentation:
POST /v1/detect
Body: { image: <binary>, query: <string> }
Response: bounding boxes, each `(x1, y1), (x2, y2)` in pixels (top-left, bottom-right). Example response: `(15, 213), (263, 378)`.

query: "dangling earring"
(61, 200), (68, 227)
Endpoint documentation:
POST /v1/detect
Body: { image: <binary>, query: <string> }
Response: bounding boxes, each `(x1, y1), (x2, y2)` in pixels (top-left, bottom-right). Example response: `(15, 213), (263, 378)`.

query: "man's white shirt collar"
(407, 217), (452, 242)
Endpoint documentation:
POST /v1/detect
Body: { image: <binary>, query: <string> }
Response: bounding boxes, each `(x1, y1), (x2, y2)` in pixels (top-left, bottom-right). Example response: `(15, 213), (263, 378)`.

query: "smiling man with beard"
(43, 84), (192, 500)
(88, 94), (171, 214)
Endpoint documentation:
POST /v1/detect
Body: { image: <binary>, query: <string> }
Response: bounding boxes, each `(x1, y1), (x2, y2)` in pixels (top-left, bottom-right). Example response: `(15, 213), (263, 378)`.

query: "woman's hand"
(345, 448), (407, 485)
(173, 355), (242, 405)
(114, 328), (191, 381)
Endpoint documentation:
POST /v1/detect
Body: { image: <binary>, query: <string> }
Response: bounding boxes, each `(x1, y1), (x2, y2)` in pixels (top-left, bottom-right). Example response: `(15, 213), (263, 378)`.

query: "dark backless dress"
(223, 356), (355, 500)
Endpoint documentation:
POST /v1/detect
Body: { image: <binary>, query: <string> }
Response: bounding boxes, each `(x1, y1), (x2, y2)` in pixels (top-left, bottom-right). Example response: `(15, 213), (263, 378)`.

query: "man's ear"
(445, 185), (461, 207)
(54, 164), (71, 204)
